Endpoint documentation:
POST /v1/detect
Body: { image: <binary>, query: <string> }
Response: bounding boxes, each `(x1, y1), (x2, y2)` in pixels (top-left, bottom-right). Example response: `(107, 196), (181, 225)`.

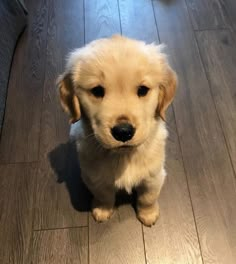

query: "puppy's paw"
(137, 204), (159, 227)
(92, 207), (114, 222)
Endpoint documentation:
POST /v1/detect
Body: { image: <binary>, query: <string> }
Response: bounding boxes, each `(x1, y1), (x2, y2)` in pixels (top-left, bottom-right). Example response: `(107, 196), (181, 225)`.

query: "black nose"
(111, 123), (135, 142)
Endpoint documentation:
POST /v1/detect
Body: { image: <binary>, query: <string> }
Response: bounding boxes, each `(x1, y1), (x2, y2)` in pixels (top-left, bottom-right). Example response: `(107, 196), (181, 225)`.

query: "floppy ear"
(57, 73), (81, 124)
(156, 66), (177, 120)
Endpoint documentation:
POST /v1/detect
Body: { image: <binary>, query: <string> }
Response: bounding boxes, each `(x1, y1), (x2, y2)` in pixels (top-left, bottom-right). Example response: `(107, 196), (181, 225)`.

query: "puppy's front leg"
(136, 169), (166, 227)
(91, 187), (115, 222)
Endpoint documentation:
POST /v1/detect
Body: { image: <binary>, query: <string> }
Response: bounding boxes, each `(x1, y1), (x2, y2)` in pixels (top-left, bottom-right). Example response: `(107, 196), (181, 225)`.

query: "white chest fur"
(70, 121), (167, 193)
(113, 148), (164, 193)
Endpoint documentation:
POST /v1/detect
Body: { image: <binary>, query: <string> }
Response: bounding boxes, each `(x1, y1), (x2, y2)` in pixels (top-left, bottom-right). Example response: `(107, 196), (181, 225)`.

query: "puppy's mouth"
(116, 145), (134, 149)
(112, 144), (137, 152)
(93, 133), (136, 151)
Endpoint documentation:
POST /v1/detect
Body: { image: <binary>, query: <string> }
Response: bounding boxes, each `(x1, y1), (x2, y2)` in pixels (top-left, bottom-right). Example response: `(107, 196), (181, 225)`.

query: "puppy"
(58, 35), (177, 226)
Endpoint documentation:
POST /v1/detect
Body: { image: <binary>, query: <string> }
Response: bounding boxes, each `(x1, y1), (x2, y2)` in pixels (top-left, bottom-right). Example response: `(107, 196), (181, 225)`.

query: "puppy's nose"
(111, 123), (135, 142)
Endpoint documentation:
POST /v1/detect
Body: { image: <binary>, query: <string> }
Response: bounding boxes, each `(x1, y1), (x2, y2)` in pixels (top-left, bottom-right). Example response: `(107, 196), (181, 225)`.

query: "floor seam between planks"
(0, 160), (39, 165)
(34, 225), (88, 232)
(151, 0), (161, 43)
(194, 28), (231, 32)
(117, 0), (123, 35)
(141, 225), (148, 264)
(37, 0), (52, 161)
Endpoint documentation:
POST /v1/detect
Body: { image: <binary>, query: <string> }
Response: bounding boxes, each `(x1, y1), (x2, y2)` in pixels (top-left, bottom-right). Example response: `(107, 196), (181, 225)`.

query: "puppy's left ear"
(57, 73), (81, 124)
(156, 66), (177, 120)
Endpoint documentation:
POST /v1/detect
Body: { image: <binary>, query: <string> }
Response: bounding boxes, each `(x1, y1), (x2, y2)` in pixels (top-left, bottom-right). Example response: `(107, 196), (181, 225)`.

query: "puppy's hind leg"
(136, 169), (166, 227)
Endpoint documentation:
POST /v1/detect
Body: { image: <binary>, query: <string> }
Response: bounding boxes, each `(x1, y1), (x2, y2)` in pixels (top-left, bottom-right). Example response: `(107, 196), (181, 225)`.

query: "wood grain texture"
(196, 30), (236, 175)
(29, 228), (88, 264)
(153, 1), (236, 263)
(219, 0), (236, 31)
(185, 0), (229, 30)
(39, 0), (84, 159)
(84, 0), (121, 43)
(119, 1), (202, 262)
(0, 0), (49, 163)
(0, 164), (36, 264)
(34, 0), (87, 229)
(118, 0), (158, 42)
(144, 108), (203, 264)
(89, 206), (145, 264)
(34, 142), (89, 230)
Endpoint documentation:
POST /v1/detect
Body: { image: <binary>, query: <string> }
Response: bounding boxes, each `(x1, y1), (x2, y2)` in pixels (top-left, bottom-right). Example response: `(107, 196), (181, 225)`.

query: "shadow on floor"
(48, 141), (137, 212)
(48, 141), (91, 212)
(116, 189), (137, 210)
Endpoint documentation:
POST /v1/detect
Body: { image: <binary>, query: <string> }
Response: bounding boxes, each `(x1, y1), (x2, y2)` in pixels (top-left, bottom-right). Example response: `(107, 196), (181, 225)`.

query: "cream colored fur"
(58, 35), (177, 226)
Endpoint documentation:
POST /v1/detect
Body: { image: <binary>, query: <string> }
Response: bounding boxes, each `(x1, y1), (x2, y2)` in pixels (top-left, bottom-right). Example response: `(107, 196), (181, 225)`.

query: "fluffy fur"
(58, 35), (177, 226)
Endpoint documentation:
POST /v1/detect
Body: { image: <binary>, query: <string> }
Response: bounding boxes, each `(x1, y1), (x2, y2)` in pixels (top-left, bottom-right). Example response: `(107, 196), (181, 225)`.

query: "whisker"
(83, 132), (95, 141)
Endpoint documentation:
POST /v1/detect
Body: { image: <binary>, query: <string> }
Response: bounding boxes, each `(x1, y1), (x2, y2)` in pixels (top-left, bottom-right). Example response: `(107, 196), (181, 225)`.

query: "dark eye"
(137, 86), (150, 97)
(90, 86), (105, 98)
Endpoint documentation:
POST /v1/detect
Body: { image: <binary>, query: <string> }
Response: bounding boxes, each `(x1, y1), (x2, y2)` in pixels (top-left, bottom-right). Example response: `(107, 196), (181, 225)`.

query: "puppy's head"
(58, 35), (177, 150)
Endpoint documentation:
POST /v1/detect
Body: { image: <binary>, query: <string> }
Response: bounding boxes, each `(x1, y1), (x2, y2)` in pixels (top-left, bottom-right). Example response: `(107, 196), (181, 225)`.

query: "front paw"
(92, 206), (114, 222)
(137, 203), (159, 227)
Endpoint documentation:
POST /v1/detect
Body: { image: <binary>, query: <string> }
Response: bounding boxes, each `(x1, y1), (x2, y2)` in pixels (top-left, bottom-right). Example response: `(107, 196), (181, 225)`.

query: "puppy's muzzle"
(111, 123), (135, 142)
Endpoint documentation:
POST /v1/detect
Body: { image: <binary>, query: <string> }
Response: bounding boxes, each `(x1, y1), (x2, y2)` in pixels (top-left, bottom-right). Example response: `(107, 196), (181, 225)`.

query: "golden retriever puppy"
(58, 35), (177, 226)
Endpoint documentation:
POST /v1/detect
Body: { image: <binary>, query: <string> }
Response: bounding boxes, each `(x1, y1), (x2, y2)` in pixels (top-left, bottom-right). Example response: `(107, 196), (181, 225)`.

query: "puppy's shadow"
(49, 141), (137, 212)
(116, 190), (137, 210)
(48, 141), (91, 212)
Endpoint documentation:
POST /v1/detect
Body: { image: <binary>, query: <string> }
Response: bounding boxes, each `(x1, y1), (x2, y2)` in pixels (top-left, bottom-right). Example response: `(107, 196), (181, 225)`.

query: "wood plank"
(89, 206), (145, 264)
(144, 109), (203, 264)
(119, 1), (202, 262)
(85, 1), (145, 263)
(39, 0), (84, 159)
(185, 0), (229, 30)
(29, 228), (88, 264)
(84, 0), (121, 43)
(220, 0), (236, 31)
(0, 0), (49, 163)
(196, 30), (236, 175)
(34, 0), (88, 229)
(118, 0), (158, 42)
(34, 142), (89, 229)
(0, 163), (36, 264)
(153, 1), (236, 263)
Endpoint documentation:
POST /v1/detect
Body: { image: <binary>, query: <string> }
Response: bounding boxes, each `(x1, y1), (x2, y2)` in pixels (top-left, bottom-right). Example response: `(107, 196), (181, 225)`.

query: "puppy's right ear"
(57, 73), (81, 124)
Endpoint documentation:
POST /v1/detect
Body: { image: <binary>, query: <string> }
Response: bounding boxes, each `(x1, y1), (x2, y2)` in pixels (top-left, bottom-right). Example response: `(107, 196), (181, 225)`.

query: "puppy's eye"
(137, 86), (150, 97)
(90, 86), (105, 98)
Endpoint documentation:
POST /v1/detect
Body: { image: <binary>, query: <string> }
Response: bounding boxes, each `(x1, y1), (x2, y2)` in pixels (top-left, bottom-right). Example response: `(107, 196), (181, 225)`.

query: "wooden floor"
(0, 0), (236, 263)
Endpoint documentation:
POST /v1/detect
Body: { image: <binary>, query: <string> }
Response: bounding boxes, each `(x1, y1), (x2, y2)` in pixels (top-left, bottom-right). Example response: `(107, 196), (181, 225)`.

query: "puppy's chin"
(112, 145), (137, 153)
(92, 133), (134, 150)
(96, 139), (137, 152)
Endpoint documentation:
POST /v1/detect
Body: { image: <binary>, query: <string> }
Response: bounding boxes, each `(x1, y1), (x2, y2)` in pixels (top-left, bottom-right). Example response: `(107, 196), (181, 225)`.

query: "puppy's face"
(58, 36), (177, 150)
